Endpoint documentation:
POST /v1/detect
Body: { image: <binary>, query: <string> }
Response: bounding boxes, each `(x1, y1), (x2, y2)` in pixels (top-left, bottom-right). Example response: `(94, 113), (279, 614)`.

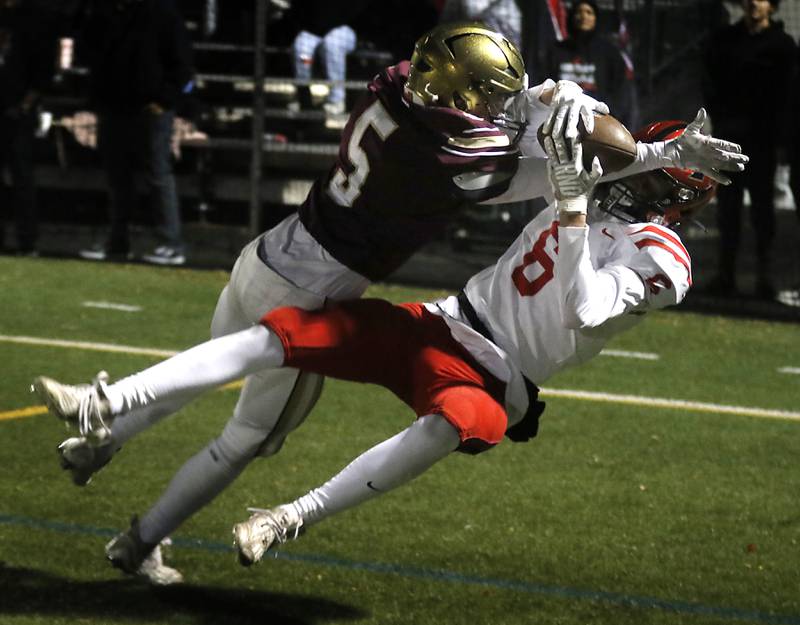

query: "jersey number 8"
(512, 221), (559, 297)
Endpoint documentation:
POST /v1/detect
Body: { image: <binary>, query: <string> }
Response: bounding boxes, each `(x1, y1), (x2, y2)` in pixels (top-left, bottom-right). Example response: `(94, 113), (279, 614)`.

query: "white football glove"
(542, 80), (610, 148)
(543, 134), (603, 215)
(664, 108), (749, 185)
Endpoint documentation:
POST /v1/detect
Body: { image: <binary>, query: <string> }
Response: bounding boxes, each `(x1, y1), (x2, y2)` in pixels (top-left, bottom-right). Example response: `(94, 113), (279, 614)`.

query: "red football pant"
(261, 299), (508, 453)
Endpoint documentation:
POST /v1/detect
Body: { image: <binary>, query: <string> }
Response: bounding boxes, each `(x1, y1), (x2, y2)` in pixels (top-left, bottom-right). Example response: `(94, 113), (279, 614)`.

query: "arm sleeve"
(556, 224), (690, 329)
(448, 150), (520, 203)
(479, 156), (553, 205)
(557, 226), (647, 329)
(599, 141), (672, 182)
(515, 79), (557, 158)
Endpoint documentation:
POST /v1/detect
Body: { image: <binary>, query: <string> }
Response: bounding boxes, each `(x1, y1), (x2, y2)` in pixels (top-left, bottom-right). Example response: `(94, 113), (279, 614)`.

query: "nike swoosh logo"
(366, 481), (382, 492)
(602, 227), (615, 240)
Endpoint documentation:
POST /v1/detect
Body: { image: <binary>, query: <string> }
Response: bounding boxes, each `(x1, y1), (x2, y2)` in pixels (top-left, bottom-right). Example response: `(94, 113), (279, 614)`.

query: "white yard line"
(600, 349), (660, 361)
(540, 388), (800, 421)
(82, 301), (143, 312)
(1, 333), (798, 422)
(0, 335), (176, 358)
(777, 366), (800, 375)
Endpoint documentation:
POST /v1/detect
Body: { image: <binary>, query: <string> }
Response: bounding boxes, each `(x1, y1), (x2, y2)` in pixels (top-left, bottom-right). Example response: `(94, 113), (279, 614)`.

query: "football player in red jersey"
(33, 22), (747, 583)
(34, 117), (730, 567)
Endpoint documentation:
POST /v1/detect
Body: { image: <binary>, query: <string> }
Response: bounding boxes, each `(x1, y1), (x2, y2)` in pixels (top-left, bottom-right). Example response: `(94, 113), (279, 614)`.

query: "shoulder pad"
(414, 105), (517, 156)
(625, 223), (691, 284)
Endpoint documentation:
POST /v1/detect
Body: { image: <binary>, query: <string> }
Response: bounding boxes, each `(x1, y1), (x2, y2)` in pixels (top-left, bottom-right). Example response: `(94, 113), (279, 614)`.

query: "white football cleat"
(57, 437), (115, 486)
(138, 542), (184, 586)
(32, 371), (113, 442)
(106, 516), (183, 585)
(232, 504), (304, 566)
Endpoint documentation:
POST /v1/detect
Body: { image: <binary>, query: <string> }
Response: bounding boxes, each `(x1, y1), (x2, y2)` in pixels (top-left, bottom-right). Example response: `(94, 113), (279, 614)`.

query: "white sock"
(291, 414), (460, 525)
(106, 392), (196, 448)
(104, 325), (284, 416)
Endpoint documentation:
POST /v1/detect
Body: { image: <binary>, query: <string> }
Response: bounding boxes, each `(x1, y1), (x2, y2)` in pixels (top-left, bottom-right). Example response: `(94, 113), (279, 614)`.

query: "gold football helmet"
(406, 21), (526, 125)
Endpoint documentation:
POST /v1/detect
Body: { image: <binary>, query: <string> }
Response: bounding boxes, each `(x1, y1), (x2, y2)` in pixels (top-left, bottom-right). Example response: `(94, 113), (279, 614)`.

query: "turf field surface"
(1, 255), (799, 625)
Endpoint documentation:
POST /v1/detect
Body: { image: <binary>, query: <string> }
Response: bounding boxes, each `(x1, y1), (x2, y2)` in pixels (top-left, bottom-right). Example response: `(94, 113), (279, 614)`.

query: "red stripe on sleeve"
(629, 225), (691, 262)
(634, 239), (692, 285)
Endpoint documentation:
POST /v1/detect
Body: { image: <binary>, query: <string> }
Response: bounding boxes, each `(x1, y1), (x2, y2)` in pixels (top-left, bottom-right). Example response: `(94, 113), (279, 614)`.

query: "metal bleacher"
(35, 0), (394, 241)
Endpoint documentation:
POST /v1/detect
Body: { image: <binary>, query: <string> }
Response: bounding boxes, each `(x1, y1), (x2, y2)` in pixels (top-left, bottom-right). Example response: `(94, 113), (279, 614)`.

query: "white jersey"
(426, 204), (691, 424)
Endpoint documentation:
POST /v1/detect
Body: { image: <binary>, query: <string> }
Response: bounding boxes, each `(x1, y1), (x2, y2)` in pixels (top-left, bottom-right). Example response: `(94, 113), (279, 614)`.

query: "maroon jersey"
(299, 62), (520, 281)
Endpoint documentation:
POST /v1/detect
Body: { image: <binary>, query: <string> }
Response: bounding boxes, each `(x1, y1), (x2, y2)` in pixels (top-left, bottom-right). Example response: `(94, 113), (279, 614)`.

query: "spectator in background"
(704, 0), (796, 298)
(546, 0), (630, 125)
(440, 0), (522, 49)
(287, 0), (369, 116)
(779, 40), (800, 307)
(0, 0), (56, 256)
(79, 0), (193, 266)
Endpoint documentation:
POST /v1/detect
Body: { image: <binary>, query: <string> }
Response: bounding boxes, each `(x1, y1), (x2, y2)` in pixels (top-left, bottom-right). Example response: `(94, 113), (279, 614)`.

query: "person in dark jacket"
(79, 0), (193, 265)
(0, 0), (57, 255)
(546, 0), (629, 123)
(704, 0), (796, 298)
(778, 41), (800, 307)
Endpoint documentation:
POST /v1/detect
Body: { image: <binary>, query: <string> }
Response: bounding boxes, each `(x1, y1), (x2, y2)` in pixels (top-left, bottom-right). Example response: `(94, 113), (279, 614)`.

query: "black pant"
(715, 132), (777, 281)
(0, 111), (37, 252)
(97, 109), (183, 254)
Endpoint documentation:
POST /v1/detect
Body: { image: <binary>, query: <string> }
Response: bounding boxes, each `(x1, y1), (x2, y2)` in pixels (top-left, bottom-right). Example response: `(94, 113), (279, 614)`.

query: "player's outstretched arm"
(542, 80), (610, 147)
(491, 81), (611, 206)
(512, 79), (609, 158)
(662, 108), (749, 184)
(602, 108), (749, 183)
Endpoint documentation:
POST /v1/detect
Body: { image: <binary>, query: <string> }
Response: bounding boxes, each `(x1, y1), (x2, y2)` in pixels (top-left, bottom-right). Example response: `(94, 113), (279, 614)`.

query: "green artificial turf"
(1, 255), (798, 625)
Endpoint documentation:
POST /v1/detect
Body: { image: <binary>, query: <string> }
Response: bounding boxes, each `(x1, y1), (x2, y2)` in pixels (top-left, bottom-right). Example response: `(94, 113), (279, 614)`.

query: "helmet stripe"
(652, 122), (686, 142)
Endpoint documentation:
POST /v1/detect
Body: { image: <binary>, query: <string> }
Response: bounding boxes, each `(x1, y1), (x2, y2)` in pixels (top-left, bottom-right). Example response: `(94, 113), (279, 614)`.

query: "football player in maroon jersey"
(34, 115), (743, 569)
(33, 22), (747, 583)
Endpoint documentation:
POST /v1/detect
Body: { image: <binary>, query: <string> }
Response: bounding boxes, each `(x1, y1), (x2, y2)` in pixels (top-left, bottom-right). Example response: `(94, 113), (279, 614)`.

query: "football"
(537, 113), (637, 174)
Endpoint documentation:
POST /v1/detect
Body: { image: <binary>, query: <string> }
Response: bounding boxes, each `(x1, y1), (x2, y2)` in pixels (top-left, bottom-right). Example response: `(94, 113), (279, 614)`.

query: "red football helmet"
(595, 121), (717, 228)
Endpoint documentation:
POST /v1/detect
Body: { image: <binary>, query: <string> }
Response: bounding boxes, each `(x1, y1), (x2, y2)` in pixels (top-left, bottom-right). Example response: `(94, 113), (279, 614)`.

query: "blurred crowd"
(0, 0), (799, 303)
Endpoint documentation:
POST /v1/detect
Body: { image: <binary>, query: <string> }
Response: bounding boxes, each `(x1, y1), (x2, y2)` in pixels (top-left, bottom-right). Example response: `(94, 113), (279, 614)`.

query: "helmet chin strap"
(404, 86), (432, 107)
(422, 83), (439, 103)
(495, 115), (527, 146)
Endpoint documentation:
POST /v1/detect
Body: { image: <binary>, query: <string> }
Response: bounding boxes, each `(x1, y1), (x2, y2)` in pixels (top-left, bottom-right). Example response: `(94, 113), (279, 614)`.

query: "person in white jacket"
(34, 116), (724, 568)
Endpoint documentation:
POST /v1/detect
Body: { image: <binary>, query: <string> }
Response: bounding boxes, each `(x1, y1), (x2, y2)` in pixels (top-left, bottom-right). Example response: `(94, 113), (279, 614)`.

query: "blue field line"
(2, 512), (799, 625)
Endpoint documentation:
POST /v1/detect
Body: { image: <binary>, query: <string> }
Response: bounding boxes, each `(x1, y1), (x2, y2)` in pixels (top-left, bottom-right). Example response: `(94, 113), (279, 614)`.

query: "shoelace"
(246, 506), (304, 546)
(77, 373), (111, 438)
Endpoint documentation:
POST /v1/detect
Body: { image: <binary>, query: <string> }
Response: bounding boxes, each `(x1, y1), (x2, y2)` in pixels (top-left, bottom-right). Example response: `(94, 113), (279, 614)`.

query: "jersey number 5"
(328, 100), (399, 207)
(511, 221), (559, 296)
